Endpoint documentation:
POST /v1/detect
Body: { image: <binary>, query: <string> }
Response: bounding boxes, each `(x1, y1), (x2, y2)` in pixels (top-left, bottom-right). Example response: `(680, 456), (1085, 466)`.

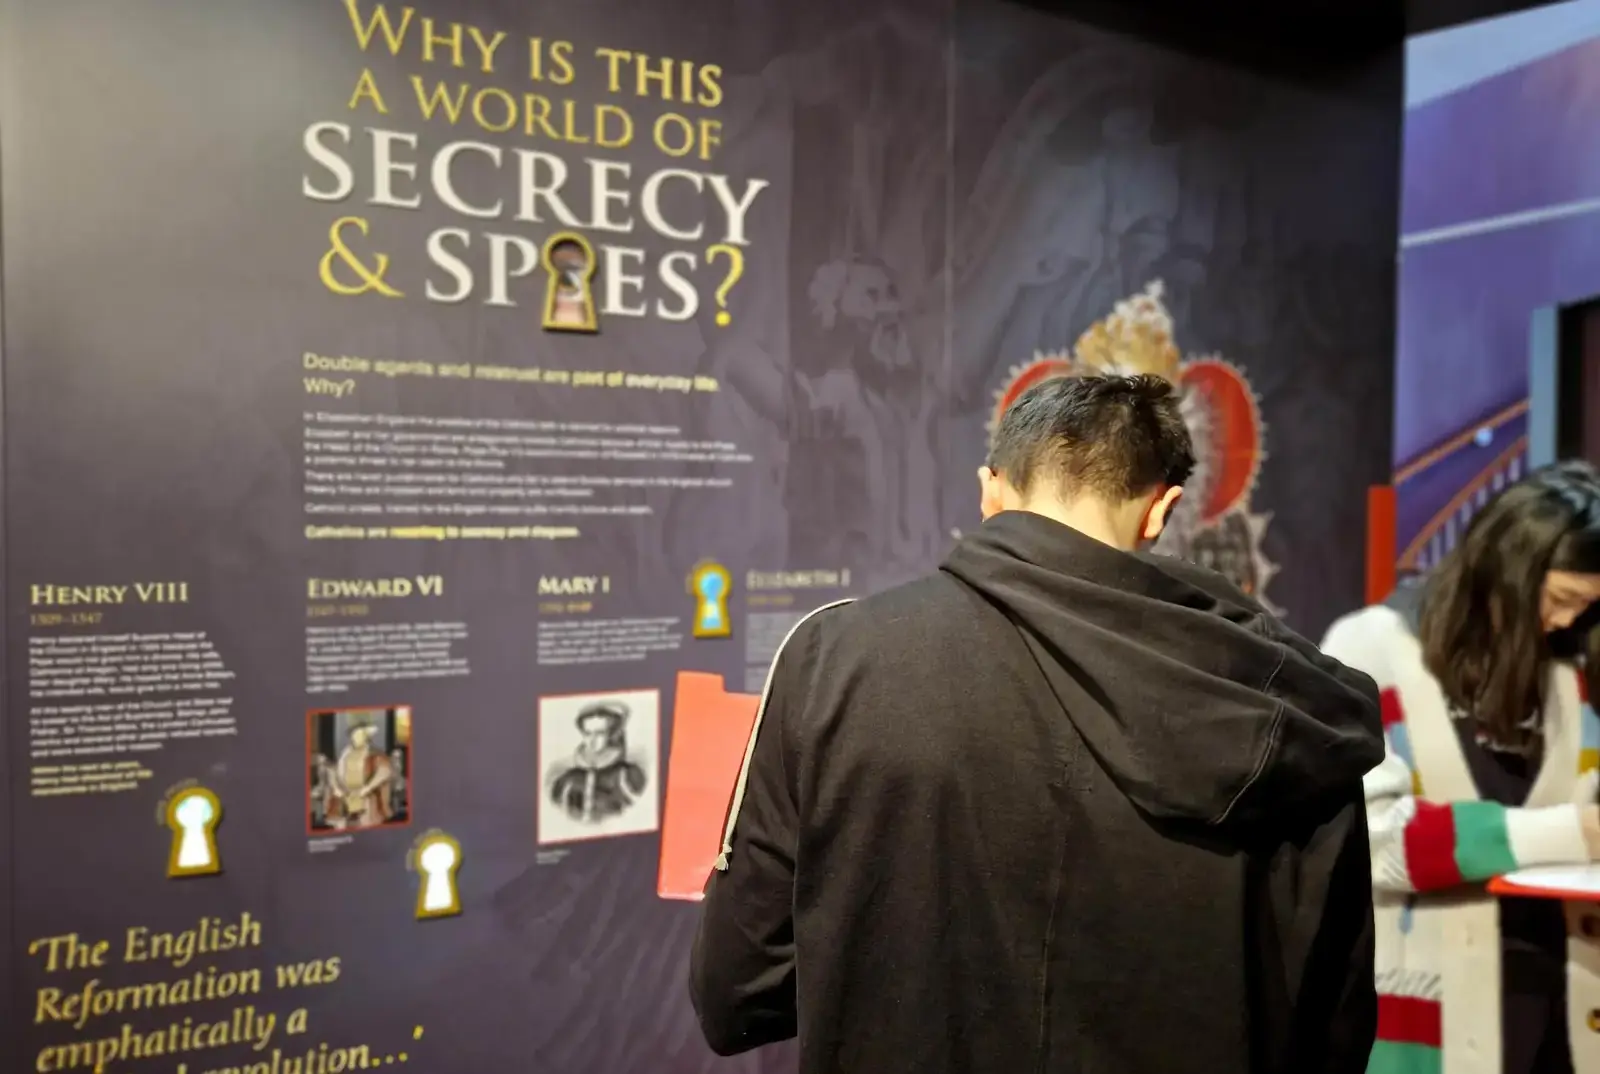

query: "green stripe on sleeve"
(1451, 799), (1518, 880)
(1367, 1040), (1442, 1074)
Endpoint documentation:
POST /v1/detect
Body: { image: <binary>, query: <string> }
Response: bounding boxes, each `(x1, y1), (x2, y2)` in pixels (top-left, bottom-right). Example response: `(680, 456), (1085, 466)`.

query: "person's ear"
(1140, 486), (1184, 541)
(978, 466), (1005, 520)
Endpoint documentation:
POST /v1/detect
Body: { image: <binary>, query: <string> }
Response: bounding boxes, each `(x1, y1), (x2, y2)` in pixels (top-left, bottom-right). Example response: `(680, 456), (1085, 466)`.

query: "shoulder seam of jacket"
(713, 598), (854, 872)
(1210, 645), (1288, 826)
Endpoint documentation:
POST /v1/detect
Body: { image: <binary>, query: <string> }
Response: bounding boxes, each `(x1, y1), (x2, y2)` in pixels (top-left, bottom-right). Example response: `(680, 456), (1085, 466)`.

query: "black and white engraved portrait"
(537, 689), (660, 845)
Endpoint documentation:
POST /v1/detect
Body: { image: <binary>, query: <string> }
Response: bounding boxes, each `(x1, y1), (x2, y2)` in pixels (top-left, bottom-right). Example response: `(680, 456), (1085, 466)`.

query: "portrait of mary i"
(547, 700), (649, 824)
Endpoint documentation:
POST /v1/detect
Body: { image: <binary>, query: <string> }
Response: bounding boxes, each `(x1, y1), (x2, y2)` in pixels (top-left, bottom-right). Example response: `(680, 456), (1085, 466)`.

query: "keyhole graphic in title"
(414, 833), (463, 920)
(689, 561), (732, 639)
(166, 787), (222, 879)
(541, 232), (599, 334)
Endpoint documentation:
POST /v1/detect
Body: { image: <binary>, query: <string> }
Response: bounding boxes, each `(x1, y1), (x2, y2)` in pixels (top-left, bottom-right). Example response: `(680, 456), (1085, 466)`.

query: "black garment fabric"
(688, 510), (1385, 1074)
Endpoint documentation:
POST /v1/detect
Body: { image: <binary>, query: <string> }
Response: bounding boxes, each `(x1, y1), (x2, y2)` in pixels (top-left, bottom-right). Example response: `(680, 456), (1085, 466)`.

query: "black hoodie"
(689, 511), (1384, 1074)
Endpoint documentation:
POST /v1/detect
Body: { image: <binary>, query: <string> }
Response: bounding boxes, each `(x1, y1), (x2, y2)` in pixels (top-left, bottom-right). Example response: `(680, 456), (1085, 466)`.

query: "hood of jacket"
(940, 510), (1382, 829)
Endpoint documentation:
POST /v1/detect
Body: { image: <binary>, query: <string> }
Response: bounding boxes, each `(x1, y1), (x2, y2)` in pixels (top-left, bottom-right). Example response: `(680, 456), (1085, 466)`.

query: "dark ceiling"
(1408, 0), (1554, 35)
(1019, 0), (1560, 70)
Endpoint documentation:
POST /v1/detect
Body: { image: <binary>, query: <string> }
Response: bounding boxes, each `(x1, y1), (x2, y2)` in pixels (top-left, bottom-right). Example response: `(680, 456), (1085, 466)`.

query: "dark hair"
(987, 373), (1195, 500)
(1419, 459), (1600, 751)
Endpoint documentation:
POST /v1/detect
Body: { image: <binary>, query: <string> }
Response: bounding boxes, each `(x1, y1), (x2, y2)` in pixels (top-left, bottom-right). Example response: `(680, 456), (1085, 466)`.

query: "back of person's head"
(980, 373), (1195, 549)
(1420, 458), (1600, 751)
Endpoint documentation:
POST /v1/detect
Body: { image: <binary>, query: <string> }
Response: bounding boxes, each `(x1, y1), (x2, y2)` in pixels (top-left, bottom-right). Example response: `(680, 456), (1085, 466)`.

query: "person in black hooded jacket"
(688, 372), (1386, 1074)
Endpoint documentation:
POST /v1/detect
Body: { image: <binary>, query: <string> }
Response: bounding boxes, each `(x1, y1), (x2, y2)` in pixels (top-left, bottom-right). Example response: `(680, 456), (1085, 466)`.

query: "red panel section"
(1402, 799), (1463, 891)
(1380, 687), (1405, 729)
(657, 671), (761, 901)
(1367, 485), (1397, 605)
(1376, 994), (1443, 1048)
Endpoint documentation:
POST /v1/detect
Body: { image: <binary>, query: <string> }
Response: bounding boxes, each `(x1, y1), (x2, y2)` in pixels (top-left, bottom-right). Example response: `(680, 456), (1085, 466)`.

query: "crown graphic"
(990, 279), (1265, 528)
(1072, 279), (1182, 382)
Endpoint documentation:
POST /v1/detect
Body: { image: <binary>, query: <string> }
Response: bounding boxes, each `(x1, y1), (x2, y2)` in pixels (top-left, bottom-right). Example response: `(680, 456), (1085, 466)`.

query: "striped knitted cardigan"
(1321, 603), (1600, 1074)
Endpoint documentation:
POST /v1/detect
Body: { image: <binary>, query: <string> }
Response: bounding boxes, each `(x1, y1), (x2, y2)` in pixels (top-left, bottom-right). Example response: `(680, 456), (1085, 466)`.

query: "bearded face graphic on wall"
(990, 280), (1279, 610)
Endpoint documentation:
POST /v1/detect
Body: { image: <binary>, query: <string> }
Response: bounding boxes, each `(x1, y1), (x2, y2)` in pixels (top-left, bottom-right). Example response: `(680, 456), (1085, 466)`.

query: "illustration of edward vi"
(307, 706), (411, 834)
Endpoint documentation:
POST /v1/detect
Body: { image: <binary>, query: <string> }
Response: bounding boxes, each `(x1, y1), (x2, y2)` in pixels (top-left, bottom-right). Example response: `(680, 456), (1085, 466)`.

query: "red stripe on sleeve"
(1380, 687), (1404, 728)
(1402, 799), (1463, 890)
(1376, 994), (1442, 1047)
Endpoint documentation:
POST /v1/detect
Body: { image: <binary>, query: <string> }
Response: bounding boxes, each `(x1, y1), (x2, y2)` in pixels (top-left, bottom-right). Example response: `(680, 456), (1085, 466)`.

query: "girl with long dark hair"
(1323, 460), (1600, 1074)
